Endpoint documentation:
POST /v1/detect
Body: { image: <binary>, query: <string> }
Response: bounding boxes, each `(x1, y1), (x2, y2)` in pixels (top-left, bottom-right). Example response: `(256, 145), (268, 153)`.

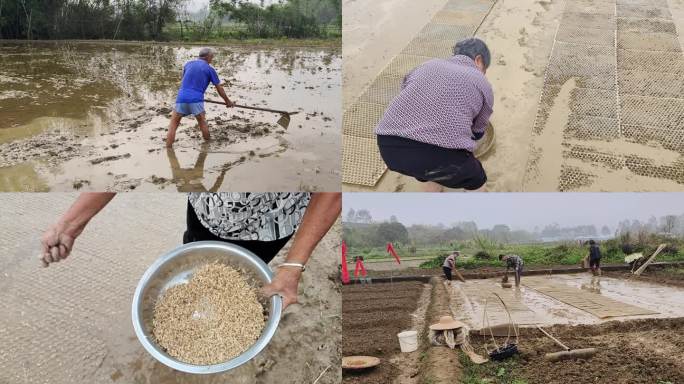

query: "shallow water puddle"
(0, 41), (341, 191)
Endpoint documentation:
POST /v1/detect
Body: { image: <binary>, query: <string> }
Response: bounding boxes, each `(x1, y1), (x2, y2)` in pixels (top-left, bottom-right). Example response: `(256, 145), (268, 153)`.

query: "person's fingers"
(260, 284), (278, 299)
(50, 246), (60, 263)
(38, 254), (49, 267)
(40, 238), (50, 260)
(58, 244), (68, 260)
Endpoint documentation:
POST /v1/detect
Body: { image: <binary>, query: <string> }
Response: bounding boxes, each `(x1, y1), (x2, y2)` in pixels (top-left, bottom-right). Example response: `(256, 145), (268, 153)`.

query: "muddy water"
(451, 273), (684, 329)
(0, 41), (341, 191)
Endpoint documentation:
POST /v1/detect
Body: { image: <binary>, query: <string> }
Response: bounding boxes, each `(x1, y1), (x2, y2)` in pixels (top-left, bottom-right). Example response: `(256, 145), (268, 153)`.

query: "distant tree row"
(208, 0), (341, 39)
(343, 209), (684, 249)
(0, 0), (181, 40)
(0, 0), (341, 41)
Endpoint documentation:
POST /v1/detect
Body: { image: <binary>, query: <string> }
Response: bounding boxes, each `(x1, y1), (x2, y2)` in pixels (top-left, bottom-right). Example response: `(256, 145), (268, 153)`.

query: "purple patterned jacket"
(375, 55), (494, 152)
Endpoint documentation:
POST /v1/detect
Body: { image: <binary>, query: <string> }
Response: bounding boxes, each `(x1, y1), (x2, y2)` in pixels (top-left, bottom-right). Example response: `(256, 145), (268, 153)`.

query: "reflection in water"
(580, 276), (602, 294)
(166, 143), (228, 192)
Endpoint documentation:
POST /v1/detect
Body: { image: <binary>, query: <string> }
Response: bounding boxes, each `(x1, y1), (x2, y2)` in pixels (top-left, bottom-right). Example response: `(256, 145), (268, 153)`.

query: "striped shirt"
(375, 55), (494, 152)
(505, 255), (524, 270)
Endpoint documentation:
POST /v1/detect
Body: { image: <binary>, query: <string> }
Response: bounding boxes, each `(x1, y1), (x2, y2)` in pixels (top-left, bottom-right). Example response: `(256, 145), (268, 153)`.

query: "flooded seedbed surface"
(342, 281), (424, 384)
(0, 41), (341, 191)
(458, 270), (684, 383)
(450, 273), (684, 330)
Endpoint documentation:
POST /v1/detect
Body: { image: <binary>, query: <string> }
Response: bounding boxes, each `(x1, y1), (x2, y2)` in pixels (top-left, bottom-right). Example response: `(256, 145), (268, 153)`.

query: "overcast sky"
(343, 193), (684, 230)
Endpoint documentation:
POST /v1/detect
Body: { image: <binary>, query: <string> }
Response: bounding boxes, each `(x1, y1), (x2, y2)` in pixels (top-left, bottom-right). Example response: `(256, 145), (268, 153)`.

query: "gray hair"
(198, 47), (215, 58)
(453, 38), (491, 68)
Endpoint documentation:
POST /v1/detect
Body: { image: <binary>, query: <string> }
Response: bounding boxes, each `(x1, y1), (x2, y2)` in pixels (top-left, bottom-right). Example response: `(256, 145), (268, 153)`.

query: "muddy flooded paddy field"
(0, 41), (341, 191)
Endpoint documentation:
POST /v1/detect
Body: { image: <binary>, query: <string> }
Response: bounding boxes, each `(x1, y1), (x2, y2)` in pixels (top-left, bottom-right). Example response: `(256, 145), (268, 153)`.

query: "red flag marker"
(341, 241), (350, 284)
(387, 243), (401, 264)
(354, 257), (367, 277)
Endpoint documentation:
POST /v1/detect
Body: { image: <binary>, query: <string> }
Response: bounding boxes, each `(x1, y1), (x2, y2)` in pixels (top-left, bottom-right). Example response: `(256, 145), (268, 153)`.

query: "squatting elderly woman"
(375, 38), (494, 192)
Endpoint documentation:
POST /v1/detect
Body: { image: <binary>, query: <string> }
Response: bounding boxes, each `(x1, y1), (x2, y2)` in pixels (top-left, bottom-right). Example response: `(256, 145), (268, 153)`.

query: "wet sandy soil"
(0, 42), (341, 191)
(343, 0), (684, 192)
(342, 0), (562, 192)
(0, 194), (340, 384)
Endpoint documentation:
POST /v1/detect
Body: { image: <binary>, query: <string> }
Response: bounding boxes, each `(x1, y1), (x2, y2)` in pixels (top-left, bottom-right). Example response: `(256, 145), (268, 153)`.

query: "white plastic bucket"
(397, 330), (418, 353)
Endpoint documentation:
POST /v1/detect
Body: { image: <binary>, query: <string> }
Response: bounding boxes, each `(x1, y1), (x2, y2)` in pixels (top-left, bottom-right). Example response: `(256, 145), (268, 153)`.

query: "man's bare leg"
(195, 112), (210, 141)
(166, 111), (182, 148)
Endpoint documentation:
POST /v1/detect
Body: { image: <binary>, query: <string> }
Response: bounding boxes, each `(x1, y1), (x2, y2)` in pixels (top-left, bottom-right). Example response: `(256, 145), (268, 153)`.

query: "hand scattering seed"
(152, 262), (265, 365)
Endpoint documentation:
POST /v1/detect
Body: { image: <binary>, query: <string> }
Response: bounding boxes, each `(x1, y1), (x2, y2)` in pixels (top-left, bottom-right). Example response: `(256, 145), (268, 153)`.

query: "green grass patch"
(348, 241), (684, 269)
(459, 351), (528, 384)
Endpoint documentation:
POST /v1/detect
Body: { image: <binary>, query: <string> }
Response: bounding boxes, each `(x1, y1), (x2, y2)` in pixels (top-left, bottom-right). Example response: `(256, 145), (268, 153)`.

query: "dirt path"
(421, 279), (462, 383)
(0, 194), (340, 384)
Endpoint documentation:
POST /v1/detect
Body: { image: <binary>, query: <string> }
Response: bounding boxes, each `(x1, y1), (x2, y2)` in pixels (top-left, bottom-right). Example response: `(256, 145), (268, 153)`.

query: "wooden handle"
(545, 348), (597, 362)
(204, 99), (292, 115)
(537, 325), (570, 351)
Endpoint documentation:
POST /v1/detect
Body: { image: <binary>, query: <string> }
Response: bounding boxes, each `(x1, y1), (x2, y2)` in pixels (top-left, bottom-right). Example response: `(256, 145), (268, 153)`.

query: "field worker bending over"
(166, 47), (235, 148)
(443, 251), (466, 284)
(587, 239), (602, 276)
(375, 38), (494, 192)
(40, 192), (341, 310)
(499, 254), (524, 287)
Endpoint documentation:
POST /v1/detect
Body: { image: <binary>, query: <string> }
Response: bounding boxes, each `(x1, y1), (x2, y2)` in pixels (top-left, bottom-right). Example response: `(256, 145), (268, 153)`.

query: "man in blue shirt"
(166, 47), (234, 148)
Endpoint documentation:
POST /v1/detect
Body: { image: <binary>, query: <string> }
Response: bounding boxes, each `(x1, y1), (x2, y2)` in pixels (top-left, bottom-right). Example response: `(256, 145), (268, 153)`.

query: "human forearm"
(41, 192), (116, 266)
(58, 193), (116, 236)
(285, 192), (342, 265)
(215, 84), (232, 105)
(262, 192), (341, 309)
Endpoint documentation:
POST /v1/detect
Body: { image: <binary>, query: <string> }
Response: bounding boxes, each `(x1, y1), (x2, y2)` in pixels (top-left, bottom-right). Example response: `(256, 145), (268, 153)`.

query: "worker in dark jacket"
(588, 239), (602, 276)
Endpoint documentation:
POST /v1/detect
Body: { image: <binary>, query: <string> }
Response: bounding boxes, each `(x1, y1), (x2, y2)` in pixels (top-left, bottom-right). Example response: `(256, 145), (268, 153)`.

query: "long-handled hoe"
(205, 99), (299, 129)
(536, 325), (597, 362)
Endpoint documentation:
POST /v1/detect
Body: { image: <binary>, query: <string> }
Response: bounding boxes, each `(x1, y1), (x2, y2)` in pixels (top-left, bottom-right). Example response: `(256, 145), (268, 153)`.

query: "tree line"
(0, 0), (181, 40)
(0, 0), (341, 41)
(343, 209), (684, 249)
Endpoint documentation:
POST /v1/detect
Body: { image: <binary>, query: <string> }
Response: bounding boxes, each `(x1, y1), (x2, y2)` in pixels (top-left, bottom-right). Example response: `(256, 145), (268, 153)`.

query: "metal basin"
(474, 122), (495, 158)
(131, 241), (282, 374)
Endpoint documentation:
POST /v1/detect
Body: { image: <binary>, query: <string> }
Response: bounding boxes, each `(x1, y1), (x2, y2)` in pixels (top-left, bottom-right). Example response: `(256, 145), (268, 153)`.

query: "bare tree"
(19, 0), (33, 40)
(662, 215), (677, 234)
(0, 0), (4, 39)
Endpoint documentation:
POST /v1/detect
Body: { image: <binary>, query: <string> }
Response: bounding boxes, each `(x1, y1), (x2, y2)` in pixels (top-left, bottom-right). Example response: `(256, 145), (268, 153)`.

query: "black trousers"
(184, 202), (293, 264)
(377, 135), (487, 190)
(443, 267), (453, 281)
